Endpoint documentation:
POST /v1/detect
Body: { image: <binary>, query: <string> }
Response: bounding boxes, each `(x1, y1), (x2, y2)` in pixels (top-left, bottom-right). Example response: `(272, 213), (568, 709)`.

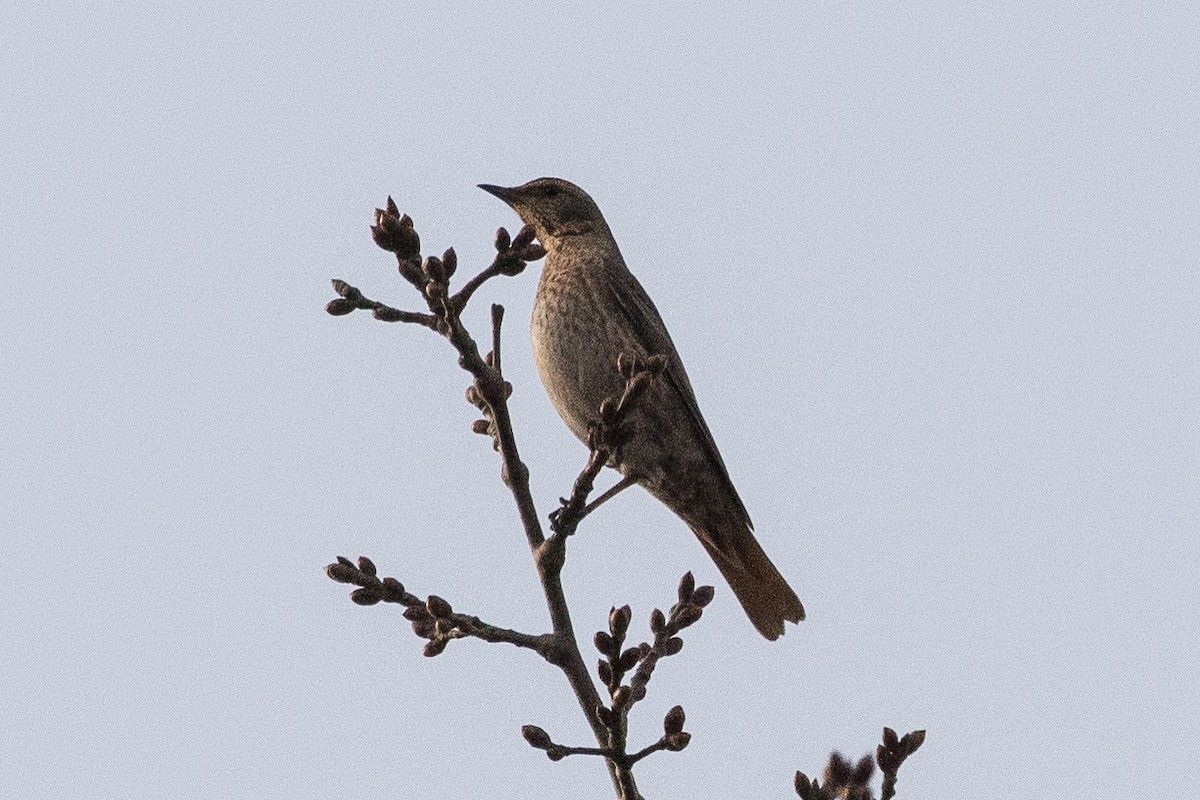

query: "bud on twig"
(594, 631), (615, 657)
(521, 725), (552, 750)
(610, 605), (631, 639)
(663, 705), (685, 735)
(325, 561), (357, 583)
(426, 595), (453, 619)
(677, 571), (695, 603)
(494, 227), (511, 252)
(663, 732), (691, 751)
(511, 224), (536, 251)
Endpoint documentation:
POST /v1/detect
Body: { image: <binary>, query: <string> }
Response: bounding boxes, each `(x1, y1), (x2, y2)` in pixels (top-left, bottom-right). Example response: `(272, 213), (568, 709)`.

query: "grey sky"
(2, 3), (1196, 798)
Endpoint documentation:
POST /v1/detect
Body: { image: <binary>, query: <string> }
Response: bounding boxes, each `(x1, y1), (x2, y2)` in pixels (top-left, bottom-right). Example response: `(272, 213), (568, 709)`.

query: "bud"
(356, 556), (376, 576)
(512, 223), (536, 251)
(471, 419), (491, 435)
(597, 660), (612, 686)
(610, 605), (631, 639)
(661, 637), (683, 656)
(422, 638), (447, 657)
(692, 585), (715, 607)
(663, 732), (691, 752)
(594, 630), (615, 656)
(852, 755), (875, 785)
(677, 571), (695, 603)
(882, 727), (898, 749)
(325, 561), (357, 583)
(650, 608), (666, 634)
(901, 729), (926, 755)
(350, 587), (381, 606)
(426, 595), (453, 619)
(441, 247), (457, 277)
(794, 772), (814, 800)
(617, 646), (642, 672)
(380, 576), (405, 598)
(411, 618), (435, 639)
(401, 605), (430, 622)
(663, 705), (685, 735)
(371, 205), (420, 257)
(494, 226), (511, 252)
(522, 725), (552, 750)
(824, 752), (852, 786)
(326, 298), (356, 316)
(422, 255), (446, 283)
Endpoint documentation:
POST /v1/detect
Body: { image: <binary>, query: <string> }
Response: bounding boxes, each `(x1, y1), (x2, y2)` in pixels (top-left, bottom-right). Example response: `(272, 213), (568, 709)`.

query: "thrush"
(479, 177), (804, 639)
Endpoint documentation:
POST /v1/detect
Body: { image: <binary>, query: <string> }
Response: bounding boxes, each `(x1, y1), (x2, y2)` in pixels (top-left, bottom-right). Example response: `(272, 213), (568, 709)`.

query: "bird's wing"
(602, 261), (754, 530)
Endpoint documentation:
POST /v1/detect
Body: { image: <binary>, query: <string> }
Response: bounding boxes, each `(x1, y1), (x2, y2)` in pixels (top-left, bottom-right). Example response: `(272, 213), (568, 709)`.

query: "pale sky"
(3, 3), (1197, 798)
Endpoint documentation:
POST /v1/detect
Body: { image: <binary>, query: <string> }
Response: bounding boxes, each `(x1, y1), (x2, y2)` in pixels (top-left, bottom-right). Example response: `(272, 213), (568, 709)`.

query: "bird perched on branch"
(479, 177), (804, 639)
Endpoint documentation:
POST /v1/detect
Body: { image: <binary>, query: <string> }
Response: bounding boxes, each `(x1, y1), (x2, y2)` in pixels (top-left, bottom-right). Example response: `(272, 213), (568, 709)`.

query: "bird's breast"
(531, 258), (632, 443)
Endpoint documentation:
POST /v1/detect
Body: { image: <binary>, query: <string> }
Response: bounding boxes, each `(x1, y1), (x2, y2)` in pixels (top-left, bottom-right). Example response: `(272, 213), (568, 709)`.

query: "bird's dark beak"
(478, 183), (516, 204)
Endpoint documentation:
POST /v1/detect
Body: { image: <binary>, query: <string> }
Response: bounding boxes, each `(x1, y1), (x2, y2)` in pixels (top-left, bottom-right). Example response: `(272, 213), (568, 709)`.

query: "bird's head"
(479, 177), (609, 247)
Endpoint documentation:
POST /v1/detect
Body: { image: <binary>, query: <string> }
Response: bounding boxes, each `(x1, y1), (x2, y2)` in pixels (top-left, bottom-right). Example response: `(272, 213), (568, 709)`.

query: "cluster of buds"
(402, 593), (462, 658)
(325, 555), (463, 657)
(369, 197), (460, 307)
(466, 377), (513, 449)
(588, 353), (670, 454)
(370, 197), (421, 259)
(325, 555), (407, 605)
(418, 248), (458, 302)
(793, 728), (925, 800)
(593, 572), (713, 727)
(876, 727), (924, 774)
(794, 752), (876, 800)
(492, 224), (545, 277)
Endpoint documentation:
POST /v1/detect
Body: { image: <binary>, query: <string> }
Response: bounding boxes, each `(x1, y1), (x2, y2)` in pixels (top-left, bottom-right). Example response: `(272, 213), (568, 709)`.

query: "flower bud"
(426, 595), (453, 619)
(512, 224), (536, 250)
(494, 227), (511, 252)
(521, 725), (552, 750)
(663, 705), (685, 735)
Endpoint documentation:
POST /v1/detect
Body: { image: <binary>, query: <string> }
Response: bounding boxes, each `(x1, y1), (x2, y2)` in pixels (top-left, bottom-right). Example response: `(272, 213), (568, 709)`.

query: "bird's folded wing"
(602, 261), (754, 530)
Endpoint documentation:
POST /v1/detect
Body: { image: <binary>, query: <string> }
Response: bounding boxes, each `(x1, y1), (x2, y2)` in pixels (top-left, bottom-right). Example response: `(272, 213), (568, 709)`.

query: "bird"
(479, 177), (804, 639)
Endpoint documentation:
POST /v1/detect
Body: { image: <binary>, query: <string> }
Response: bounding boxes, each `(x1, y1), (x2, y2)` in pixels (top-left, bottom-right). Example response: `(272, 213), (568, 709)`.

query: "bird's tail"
(693, 526), (805, 640)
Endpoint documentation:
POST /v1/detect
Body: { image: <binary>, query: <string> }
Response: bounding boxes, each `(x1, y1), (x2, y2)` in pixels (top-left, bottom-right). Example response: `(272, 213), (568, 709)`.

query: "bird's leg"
(579, 474), (636, 520)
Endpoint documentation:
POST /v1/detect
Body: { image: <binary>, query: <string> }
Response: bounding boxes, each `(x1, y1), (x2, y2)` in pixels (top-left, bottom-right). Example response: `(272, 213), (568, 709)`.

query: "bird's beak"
(478, 183), (516, 204)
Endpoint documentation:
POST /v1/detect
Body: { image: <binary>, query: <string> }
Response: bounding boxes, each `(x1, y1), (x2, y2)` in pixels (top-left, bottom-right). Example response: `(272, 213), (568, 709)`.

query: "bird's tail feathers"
(694, 526), (805, 640)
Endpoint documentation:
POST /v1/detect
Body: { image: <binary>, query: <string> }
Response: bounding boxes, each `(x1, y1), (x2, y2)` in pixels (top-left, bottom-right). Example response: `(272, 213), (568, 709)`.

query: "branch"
(325, 556), (557, 659)
(326, 200), (631, 795)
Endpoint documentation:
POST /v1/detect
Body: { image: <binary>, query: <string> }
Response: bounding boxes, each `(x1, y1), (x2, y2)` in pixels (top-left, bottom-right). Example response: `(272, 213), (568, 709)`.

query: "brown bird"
(479, 177), (804, 639)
